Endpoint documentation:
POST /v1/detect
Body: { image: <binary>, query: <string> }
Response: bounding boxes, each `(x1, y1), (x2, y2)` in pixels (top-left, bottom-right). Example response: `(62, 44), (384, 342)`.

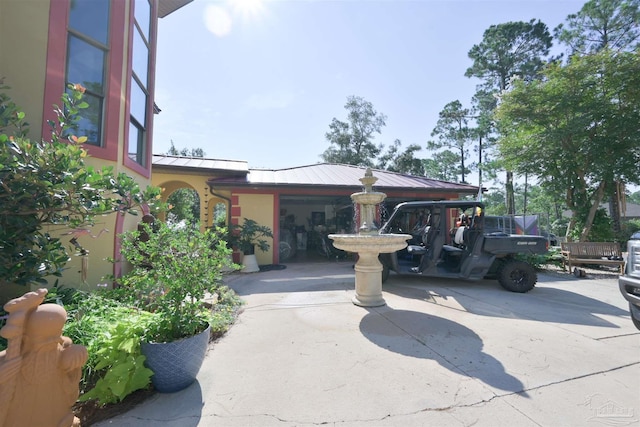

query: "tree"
(466, 19), (553, 214)
(470, 89), (499, 189)
(422, 150), (462, 182)
(167, 140), (205, 157)
(165, 141), (205, 225)
(554, 0), (640, 233)
(377, 139), (425, 176)
(555, 0), (640, 55)
(495, 49), (640, 241)
(428, 100), (473, 183)
(628, 190), (640, 205)
(321, 96), (386, 167)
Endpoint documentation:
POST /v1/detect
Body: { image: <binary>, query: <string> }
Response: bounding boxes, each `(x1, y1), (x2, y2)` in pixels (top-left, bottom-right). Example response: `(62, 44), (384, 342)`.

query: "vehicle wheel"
(632, 316), (640, 331)
(497, 260), (537, 293)
(381, 263), (390, 283)
(279, 241), (292, 261)
(631, 304), (640, 331)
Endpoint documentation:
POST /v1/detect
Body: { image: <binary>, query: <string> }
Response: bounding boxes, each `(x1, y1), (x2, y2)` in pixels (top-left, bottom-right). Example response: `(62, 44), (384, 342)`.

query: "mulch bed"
(541, 263), (622, 280)
(74, 330), (229, 426)
(74, 388), (157, 426)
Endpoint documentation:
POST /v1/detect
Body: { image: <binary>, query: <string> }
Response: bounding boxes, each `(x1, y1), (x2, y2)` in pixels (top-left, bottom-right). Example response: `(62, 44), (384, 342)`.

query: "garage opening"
(278, 195), (354, 262)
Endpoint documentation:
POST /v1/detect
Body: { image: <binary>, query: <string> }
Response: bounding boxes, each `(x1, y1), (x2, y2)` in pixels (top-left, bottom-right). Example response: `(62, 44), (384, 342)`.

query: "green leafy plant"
(77, 314), (155, 404)
(0, 81), (165, 287)
(228, 218), (274, 255)
(56, 290), (155, 405)
(114, 222), (238, 343)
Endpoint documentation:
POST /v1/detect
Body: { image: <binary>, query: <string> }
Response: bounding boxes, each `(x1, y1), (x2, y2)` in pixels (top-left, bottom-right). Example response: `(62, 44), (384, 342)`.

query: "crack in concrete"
(208, 362), (640, 426)
(596, 332), (640, 340)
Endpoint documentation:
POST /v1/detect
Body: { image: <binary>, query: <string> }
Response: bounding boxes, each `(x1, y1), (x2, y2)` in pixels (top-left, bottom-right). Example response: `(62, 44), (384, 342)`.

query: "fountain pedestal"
(330, 235), (411, 306)
(353, 252), (385, 306)
(328, 168), (411, 307)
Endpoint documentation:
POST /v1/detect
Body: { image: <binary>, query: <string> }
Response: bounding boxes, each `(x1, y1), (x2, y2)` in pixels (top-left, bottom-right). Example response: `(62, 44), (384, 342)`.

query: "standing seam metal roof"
(152, 155), (478, 192)
(208, 162), (479, 192)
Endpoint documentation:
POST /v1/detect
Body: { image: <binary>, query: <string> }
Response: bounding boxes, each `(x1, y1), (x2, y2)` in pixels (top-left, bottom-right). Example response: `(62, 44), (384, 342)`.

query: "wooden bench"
(560, 242), (625, 274)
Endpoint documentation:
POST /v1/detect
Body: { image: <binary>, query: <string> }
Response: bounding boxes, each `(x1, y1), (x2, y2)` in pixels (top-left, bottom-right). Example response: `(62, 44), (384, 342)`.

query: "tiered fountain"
(329, 169), (411, 307)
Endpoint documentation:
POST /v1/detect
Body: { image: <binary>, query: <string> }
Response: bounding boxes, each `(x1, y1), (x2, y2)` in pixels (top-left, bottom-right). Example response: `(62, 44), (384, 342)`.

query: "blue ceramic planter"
(141, 325), (210, 393)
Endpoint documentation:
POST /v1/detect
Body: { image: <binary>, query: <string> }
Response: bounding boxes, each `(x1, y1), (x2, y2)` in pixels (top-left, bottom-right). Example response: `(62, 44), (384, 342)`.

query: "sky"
(153, 0), (587, 185)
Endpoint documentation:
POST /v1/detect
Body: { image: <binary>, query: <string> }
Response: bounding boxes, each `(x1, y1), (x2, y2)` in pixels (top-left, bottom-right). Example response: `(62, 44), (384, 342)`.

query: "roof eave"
(158, 0), (193, 18)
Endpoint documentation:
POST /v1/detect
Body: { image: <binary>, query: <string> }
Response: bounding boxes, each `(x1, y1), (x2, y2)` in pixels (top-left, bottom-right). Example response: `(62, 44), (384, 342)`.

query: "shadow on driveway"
(383, 276), (628, 328)
(360, 308), (529, 396)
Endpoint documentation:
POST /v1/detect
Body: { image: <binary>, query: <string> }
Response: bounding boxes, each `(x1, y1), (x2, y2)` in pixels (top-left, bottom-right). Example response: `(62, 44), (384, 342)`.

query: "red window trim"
(123, 0), (158, 178)
(43, 0), (126, 163)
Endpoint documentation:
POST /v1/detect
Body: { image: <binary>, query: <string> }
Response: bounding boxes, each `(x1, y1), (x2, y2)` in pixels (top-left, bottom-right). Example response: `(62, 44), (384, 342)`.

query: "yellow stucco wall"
(152, 170), (230, 230)
(0, 0), (50, 142)
(52, 158), (152, 292)
(235, 193), (275, 265)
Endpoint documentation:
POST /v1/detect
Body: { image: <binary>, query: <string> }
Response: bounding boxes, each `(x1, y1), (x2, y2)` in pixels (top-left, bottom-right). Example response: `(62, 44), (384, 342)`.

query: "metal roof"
(152, 155), (249, 173)
(158, 0), (193, 18)
(209, 163), (479, 193)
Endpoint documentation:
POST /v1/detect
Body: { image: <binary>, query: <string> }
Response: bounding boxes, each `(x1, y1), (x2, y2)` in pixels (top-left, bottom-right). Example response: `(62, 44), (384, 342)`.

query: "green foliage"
(628, 190), (640, 204)
(75, 312), (155, 405)
(428, 100), (474, 183)
(466, 19), (553, 91)
(466, 19), (553, 214)
(377, 139), (425, 176)
(115, 222), (237, 343)
(321, 95), (386, 167)
(566, 208), (615, 242)
(422, 150), (462, 182)
(495, 48), (640, 240)
(164, 142), (205, 225)
(621, 218), (640, 244)
(209, 286), (243, 337)
(167, 188), (200, 225)
(517, 246), (563, 269)
(228, 218), (274, 254)
(167, 140), (206, 157)
(56, 291), (155, 405)
(0, 82), (165, 286)
(554, 0), (640, 55)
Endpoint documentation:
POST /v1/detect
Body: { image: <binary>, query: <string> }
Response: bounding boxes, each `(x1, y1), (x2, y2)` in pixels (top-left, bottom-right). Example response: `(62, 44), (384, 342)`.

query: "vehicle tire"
(279, 241), (292, 261)
(631, 304), (640, 331)
(497, 260), (537, 293)
(632, 316), (640, 331)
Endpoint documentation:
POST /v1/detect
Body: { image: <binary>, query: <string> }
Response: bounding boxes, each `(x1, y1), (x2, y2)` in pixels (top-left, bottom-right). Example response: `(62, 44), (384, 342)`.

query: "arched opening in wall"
(167, 187), (200, 226)
(212, 202), (227, 227)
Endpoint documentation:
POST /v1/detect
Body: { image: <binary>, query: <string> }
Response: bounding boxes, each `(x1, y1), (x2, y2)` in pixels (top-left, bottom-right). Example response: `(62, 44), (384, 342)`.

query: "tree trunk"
(579, 181), (606, 241)
(505, 171), (515, 215)
(609, 180), (622, 234)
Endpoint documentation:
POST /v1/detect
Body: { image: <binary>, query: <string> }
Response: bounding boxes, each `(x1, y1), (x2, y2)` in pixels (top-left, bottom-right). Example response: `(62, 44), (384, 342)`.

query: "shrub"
(113, 221), (239, 343)
(0, 81), (165, 287)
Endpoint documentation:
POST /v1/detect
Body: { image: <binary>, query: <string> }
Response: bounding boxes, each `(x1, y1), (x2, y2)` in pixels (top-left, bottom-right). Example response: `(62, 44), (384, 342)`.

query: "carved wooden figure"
(0, 289), (88, 427)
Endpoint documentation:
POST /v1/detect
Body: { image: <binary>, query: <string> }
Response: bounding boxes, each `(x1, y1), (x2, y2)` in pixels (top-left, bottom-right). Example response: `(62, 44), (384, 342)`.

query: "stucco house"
(1, 0), (479, 289)
(151, 156), (481, 266)
(0, 0), (193, 289)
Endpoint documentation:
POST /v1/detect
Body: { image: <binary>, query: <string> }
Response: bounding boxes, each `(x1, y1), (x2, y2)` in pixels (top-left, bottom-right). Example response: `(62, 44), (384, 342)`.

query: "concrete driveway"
(97, 262), (640, 426)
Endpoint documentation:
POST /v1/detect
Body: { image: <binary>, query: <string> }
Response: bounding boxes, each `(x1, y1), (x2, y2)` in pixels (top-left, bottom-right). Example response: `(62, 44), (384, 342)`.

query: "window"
(128, 0), (152, 167)
(66, 0), (110, 146)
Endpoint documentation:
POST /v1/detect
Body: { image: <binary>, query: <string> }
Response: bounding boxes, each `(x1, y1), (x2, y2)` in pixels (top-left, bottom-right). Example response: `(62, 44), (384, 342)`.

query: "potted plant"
(115, 220), (236, 392)
(229, 218), (274, 273)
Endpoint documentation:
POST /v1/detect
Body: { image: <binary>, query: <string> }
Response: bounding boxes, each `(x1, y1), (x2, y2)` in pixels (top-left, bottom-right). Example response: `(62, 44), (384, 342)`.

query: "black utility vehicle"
(379, 201), (548, 293)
